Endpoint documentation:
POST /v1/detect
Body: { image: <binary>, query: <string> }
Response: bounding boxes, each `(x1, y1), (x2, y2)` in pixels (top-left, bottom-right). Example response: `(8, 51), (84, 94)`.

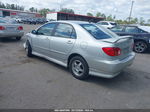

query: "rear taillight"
(18, 26), (23, 30)
(102, 47), (121, 56)
(0, 26), (5, 30)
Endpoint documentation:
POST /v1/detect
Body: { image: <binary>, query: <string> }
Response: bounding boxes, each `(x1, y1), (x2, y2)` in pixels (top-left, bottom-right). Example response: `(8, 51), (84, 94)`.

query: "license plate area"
(6, 27), (16, 31)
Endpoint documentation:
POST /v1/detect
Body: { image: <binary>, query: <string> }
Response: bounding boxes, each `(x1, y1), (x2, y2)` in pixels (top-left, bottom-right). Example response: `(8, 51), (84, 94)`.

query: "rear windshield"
(80, 24), (118, 39)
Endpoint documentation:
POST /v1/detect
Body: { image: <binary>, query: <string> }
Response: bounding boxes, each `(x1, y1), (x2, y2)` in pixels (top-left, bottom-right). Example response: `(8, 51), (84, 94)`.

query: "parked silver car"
(24, 21), (135, 80)
(0, 19), (24, 40)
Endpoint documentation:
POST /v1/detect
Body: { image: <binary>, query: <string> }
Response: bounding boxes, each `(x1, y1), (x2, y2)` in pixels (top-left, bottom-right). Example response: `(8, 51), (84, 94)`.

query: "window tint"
(111, 26), (124, 32)
(37, 23), (56, 36)
(125, 27), (139, 33)
(80, 24), (112, 39)
(54, 23), (76, 38)
(110, 23), (117, 25)
(100, 22), (109, 25)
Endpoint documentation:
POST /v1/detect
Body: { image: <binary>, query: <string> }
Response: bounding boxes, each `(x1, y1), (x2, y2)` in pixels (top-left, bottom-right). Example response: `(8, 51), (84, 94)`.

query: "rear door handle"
(67, 40), (73, 44)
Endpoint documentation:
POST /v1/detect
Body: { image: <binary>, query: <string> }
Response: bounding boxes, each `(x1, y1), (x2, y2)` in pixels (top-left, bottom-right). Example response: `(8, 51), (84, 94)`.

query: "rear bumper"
(0, 32), (24, 38)
(89, 52), (135, 78)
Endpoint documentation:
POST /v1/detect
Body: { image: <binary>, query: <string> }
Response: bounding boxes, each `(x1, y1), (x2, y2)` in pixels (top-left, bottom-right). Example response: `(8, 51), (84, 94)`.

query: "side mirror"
(31, 30), (37, 34)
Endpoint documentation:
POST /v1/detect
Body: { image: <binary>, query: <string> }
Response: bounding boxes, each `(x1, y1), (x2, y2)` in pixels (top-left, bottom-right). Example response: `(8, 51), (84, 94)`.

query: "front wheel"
(134, 41), (147, 53)
(26, 41), (33, 57)
(69, 56), (89, 80)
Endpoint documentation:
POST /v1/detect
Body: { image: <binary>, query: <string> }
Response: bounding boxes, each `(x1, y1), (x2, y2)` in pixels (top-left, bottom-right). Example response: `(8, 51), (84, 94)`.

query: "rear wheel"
(16, 37), (22, 40)
(69, 56), (89, 80)
(134, 41), (147, 53)
(26, 41), (33, 57)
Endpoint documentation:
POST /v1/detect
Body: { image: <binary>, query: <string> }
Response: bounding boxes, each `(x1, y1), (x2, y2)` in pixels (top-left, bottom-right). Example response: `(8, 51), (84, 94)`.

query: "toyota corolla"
(24, 21), (135, 80)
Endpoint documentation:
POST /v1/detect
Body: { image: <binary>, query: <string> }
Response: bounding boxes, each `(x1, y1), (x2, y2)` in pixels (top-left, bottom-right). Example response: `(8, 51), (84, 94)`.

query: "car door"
(31, 23), (57, 56)
(50, 23), (76, 61)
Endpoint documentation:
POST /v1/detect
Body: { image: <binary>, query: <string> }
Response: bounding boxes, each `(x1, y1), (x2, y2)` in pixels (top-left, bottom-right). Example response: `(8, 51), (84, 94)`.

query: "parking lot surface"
(0, 24), (150, 109)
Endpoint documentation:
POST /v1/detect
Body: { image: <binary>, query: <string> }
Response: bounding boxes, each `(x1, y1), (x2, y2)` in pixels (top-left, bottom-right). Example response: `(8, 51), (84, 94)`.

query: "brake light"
(102, 47), (121, 56)
(18, 26), (23, 30)
(0, 26), (5, 30)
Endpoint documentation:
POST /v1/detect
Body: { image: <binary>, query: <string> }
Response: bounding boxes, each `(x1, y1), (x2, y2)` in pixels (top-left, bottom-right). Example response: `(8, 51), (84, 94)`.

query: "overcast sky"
(1, 0), (150, 21)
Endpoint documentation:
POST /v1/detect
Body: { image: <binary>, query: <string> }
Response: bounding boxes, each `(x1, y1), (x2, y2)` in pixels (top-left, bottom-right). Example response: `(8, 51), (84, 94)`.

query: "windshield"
(80, 23), (118, 39)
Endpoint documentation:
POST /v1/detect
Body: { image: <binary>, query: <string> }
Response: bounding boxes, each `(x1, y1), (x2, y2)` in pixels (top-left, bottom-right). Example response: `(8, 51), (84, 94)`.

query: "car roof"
(48, 20), (91, 25)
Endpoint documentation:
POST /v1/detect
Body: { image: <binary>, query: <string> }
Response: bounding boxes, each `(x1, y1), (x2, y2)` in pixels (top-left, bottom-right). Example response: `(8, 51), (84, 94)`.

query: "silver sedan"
(24, 21), (135, 80)
(0, 19), (24, 40)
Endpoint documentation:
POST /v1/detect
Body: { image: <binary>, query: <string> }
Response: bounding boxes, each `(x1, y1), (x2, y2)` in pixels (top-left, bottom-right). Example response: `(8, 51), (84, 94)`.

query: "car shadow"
(0, 37), (25, 43)
(24, 52), (149, 93)
(32, 55), (69, 72)
(85, 69), (149, 93)
(0, 38), (18, 43)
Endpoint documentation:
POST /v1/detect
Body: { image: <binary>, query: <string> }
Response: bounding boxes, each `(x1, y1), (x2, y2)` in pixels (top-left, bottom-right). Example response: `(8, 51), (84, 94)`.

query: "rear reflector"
(102, 47), (121, 56)
(0, 26), (5, 30)
(18, 26), (23, 30)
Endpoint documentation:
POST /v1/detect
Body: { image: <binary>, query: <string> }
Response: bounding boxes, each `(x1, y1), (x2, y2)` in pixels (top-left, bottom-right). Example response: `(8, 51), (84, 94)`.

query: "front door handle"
(67, 40), (73, 44)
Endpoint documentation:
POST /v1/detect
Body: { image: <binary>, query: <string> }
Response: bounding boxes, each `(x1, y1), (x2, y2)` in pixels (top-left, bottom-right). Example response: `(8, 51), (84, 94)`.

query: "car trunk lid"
(102, 36), (133, 60)
(1, 23), (21, 32)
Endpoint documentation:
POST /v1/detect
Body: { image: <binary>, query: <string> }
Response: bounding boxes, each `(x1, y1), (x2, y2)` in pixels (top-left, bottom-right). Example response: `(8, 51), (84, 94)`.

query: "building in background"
(47, 12), (105, 23)
(0, 8), (42, 18)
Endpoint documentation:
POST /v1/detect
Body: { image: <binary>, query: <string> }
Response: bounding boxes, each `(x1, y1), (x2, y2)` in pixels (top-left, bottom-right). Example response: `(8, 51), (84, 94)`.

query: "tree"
(0, 2), (24, 11)
(106, 15), (114, 21)
(96, 12), (101, 17)
(0, 2), (6, 8)
(147, 19), (150, 24)
(39, 8), (55, 17)
(87, 12), (93, 17)
(10, 4), (15, 9)
(59, 8), (74, 14)
(29, 7), (37, 12)
(139, 17), (145, 25)
(95, 12), (106, 19)
(101, 13), (106, 18)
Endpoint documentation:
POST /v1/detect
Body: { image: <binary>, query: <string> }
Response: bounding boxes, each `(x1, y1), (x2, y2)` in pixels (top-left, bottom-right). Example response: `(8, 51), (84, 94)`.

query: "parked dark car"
(111, 25), (150, 53)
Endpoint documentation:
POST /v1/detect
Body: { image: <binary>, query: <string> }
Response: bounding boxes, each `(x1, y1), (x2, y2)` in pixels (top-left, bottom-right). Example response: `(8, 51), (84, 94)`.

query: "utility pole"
(129, 0), (134, 22)
(59, 0), (63, 11)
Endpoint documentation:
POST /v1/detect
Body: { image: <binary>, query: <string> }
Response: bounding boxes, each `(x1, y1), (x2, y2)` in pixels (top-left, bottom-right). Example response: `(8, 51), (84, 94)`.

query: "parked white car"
(97, 21), (117, 29)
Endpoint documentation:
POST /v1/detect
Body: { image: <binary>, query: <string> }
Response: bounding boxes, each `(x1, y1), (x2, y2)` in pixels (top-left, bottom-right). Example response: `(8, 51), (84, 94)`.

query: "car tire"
(134, 41), (147, 53)
(16, 37), (22, 40)
(26, 41), (33, 57)
(69, 56), (89, 80)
